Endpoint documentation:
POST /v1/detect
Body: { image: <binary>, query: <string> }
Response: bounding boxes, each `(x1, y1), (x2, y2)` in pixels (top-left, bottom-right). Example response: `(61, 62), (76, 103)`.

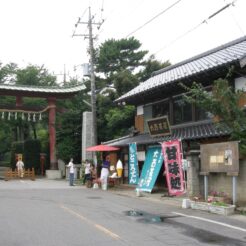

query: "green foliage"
(138, 55), (171, 82)
(113, 69), (139, 96)
(105, 105), (135, 139)
(96, 37), (148, 76)
(0, 62), (17, 84)
(182, 77), (246, 154)
(56, 90), (88, 163)
(211, 201), (229, 207)
(24, 139), (41, 172)
(16, 65), (57, 86)
(36, 128), (49, 152)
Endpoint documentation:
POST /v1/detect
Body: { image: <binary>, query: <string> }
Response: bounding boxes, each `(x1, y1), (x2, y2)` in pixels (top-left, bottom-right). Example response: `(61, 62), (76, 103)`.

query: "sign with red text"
(162, 140), (185, 196)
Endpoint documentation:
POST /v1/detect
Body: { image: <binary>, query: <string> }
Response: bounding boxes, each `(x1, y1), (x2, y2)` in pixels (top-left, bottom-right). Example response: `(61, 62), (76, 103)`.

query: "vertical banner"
(129, 143), (139, 185)
(162, 140), (185, 196)
(137, 146), (163, 192)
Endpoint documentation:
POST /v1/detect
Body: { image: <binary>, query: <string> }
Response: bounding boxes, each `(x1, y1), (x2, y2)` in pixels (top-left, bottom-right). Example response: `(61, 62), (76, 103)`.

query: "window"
(173, 96), (192, 124)
(152, 100), (169, 118)
(196, 106), (213, 121)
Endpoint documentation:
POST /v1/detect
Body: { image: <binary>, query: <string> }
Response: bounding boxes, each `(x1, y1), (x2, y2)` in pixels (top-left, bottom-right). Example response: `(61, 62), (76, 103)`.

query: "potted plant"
(208, 190), (230, 203)
(208, 201), (236, 216)
(190, 196), (210, 211)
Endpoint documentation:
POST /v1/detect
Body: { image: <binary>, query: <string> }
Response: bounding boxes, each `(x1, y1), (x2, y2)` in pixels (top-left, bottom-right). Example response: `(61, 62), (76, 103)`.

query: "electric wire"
(125, 0), (182, 38)
(97, 0), (146, 39)
(154, 0), (237, 56)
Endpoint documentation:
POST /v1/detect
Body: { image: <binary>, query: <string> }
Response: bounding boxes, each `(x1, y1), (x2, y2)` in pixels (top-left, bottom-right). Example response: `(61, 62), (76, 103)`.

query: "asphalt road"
(0, 179), (245, 246)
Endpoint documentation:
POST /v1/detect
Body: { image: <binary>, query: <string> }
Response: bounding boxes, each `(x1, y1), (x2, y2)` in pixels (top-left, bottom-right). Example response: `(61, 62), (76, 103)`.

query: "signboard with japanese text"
(162, 140), (185, 196)
(147, 116), (171, 137)
(129, 143), (139, 184)
(137, 146), (164, 192)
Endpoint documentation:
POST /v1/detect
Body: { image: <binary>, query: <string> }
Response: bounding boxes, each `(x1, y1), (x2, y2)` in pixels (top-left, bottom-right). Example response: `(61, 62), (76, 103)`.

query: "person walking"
(100, 155), (110, 190)
(16, 158), (24, 178)
(67, 158), (75, 186)
(83, 159), (91, 185)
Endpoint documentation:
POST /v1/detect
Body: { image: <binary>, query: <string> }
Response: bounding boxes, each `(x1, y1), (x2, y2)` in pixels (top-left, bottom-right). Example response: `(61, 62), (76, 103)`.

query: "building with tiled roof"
(105, 36), (246, 202)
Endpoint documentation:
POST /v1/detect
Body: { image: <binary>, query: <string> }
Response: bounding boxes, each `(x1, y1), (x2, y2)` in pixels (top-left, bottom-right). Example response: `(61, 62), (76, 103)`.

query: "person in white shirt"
(16, 158), (24, 178)
(67, 158), (75, 186)
(83, 159), (91, 185)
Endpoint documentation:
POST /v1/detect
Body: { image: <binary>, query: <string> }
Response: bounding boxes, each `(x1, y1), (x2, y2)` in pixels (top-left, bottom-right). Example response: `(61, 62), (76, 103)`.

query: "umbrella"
(86, 144), (119, 152)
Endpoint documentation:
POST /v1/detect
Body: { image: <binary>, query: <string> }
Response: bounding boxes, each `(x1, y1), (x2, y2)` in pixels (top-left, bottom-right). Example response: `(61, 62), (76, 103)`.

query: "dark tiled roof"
(103, 120), (231, 147)
(116, 36), (246, 103)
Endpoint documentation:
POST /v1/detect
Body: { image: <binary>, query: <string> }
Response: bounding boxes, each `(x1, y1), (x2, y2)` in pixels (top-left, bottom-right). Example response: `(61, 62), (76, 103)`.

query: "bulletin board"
(200, 141), (239, 176)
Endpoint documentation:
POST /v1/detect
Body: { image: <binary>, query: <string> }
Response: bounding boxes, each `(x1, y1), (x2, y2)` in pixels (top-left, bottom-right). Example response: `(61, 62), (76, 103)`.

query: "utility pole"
(73, 7), (104, 148)
(88, 7), (97, 147)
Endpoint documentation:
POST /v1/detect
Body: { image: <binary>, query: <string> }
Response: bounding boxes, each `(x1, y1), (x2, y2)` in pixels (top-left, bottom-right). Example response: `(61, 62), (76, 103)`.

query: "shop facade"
(104, 36), (246, 203)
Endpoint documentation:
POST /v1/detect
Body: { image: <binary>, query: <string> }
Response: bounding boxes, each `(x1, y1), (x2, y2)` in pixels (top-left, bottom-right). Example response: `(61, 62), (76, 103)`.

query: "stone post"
(186, 153), (201, 197)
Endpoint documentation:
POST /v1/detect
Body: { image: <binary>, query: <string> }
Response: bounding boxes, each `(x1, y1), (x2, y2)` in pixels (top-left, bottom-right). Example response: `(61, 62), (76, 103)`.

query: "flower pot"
(209, 204), (235, 215)
(190, 201), (209, 211)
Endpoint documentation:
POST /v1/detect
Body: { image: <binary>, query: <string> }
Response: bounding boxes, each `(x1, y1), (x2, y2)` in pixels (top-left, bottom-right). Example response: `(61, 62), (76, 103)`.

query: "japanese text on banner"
(162, 140), (185, 196)
(129, 143), (139, 185)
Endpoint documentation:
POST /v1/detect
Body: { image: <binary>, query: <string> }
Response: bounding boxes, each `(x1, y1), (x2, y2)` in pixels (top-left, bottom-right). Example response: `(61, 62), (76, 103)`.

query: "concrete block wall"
(187, 154), (246, 204)
(208, 160), (246, 204)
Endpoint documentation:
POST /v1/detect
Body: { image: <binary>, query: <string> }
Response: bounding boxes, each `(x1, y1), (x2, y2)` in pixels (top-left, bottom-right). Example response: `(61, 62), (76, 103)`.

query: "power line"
(125, 0), (182, 38)
(154, 0), (237, 56)
(227, 0), (245, 35)
(96, 0), (146, 39)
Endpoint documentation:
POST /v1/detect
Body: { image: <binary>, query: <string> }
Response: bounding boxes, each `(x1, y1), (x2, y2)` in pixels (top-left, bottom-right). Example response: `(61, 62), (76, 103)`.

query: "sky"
(0, 0), (245, 83)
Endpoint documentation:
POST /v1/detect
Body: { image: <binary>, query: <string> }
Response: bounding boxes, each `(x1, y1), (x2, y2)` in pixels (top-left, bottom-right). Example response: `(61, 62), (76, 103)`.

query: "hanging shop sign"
(129, 143), (139, 185)
(147, 116), (171, 137)
(137, 146), (163, 192)
(162, 140), (185, 196)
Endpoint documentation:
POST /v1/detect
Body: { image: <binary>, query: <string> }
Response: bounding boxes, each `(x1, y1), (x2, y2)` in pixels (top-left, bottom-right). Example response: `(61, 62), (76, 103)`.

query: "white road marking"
(60, 204), (121, 240)
(173, 212), (246, 232)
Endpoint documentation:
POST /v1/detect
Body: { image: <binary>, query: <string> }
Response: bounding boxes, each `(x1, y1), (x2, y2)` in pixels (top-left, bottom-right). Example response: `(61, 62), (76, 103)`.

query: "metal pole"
(88, 7), (97, 147)
(204, 175), (208, 201)
(232, 176), (237, 205)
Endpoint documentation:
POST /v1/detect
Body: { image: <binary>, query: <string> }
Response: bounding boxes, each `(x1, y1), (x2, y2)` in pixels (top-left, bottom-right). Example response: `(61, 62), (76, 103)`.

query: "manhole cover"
(125, 210), (144, 216)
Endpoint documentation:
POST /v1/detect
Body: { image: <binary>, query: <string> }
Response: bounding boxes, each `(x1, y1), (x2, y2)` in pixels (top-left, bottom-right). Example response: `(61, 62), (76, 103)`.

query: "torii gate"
(0, 83), (85, 172)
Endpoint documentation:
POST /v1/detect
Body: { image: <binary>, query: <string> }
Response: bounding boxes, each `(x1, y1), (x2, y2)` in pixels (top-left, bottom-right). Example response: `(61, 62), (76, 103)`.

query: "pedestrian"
(67, 158), (75, 186)
(91, 164), (97, 181)
(83, 159), (91, 185)
(16, 158), (24, 178)
(100, 155), (110, 190)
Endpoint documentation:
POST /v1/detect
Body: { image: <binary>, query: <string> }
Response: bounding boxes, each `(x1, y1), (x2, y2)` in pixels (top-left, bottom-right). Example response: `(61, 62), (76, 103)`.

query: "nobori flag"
(129, 143), (139, 185)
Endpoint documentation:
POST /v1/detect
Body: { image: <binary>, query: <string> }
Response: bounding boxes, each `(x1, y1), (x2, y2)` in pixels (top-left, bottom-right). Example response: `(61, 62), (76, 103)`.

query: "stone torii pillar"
(48, 97), (57, 170)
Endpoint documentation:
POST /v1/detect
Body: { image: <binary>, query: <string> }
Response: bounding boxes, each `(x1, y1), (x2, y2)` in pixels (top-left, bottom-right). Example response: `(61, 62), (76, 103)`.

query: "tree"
(16, 65), (56, 86)
(113, 69), (139, 96)
(182, 77), (246, 154)
(0, 62), (17, 84)
(56, 88), (89, 163)
(138, 55), (171, 82)
(95, 37), (148, 77)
